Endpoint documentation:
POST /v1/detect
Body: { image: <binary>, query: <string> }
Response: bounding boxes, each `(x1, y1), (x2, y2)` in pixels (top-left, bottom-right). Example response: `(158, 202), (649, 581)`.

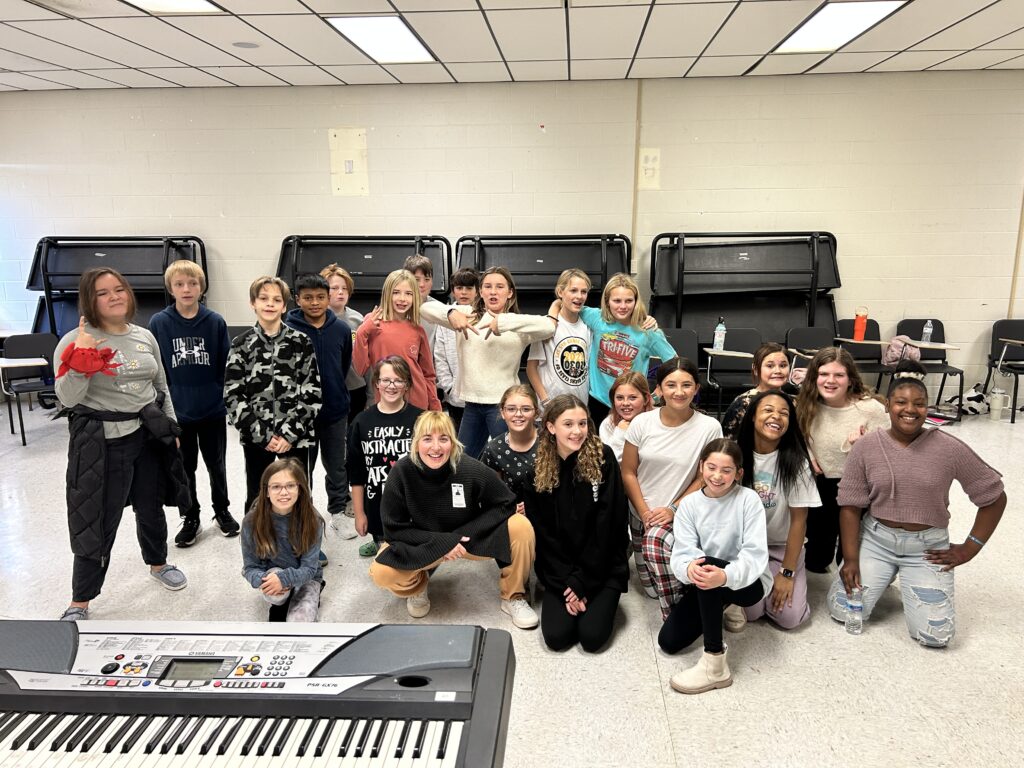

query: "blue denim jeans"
(458, 402), (506, 460)
(827, 515), (955, 648)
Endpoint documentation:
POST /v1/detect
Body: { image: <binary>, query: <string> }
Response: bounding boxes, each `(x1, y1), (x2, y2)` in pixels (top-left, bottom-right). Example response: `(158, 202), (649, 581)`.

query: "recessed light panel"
(777, 1), (907, 53)
(328, 16), (434, 64)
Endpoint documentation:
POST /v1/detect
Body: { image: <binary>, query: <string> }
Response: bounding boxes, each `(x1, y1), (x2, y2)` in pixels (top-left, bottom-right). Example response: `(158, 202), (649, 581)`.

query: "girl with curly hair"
(522, 395), (629, 652)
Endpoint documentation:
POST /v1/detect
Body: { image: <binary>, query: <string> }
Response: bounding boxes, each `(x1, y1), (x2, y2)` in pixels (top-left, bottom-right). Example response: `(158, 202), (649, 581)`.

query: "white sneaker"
(501, 597), (539, 629)
(407, 588), (430, 619)
(723, 603), (747, 633)
(330, 513), (358, 540)
(343, 499), (355, 519)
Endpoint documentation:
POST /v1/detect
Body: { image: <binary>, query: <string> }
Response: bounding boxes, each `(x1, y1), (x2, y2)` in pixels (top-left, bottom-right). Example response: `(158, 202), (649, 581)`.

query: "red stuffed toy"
(57, 344), (121, 379)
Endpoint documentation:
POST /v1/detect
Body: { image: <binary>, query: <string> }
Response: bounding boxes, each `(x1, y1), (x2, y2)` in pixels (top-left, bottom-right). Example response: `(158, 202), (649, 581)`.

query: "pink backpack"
(882, 335), (922, 366)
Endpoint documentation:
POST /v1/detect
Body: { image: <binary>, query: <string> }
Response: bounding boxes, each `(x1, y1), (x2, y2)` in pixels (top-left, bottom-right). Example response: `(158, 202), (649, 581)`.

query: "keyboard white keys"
(277, 718), (313, 768)
(439, 722), (463, 768)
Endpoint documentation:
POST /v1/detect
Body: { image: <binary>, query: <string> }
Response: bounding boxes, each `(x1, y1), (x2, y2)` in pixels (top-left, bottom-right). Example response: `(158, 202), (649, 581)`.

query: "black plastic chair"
(981, 319), (1024, 424)
(705, 328), (762, 418)
(2, 333), (58, 446)
(786, 326), (834, 371)
(895, 318), (963, 414)
(836, 318), (891, 388)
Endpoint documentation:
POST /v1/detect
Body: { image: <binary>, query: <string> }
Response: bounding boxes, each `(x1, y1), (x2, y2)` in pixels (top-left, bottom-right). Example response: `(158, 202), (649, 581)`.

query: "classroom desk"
(702, 347), (754, 359)
(834, 337), (890, 346)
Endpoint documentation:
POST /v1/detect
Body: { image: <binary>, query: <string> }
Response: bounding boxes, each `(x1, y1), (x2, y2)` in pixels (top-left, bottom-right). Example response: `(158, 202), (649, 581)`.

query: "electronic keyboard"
(0, 620), (515, 767)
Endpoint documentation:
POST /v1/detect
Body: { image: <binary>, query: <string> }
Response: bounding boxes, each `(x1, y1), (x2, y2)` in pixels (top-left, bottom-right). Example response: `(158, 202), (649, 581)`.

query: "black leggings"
(541, 586), (621, 653)
(657, 557), (765, 654)
(805, 476), (841, 573)
(587, 397), (611, 429)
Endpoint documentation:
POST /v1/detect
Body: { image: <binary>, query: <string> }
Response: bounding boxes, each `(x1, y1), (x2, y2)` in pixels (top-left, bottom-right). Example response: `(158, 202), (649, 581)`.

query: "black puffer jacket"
(63, 398), (191, 562)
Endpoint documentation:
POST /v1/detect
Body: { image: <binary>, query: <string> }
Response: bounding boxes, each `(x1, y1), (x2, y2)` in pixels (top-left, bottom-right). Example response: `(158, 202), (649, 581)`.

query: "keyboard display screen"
(161, 659), (226, 681)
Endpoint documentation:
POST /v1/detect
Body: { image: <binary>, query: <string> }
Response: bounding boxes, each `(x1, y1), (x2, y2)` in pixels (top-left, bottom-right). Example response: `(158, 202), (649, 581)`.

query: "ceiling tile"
(447, 61), (510, 81)
(168, 15), (309, 65)
(636, 2), (734, 58)
(242, 14), (371, 65)
(988, 52), (1024, 68)
(869, 50), (956, 71)
(0, 0), (63, 21)
(750, 52), (827, 76)
(387, 62), (454, 83)
(809, 50), (895, 73)
(628, 57), (694, 79)
(912, 1), (1024, 50)
(322, 63), (397, 83)
(88, 17), (245, 67)
(0, 84), (17, 90)
(140, 67), (234, 86)
(216, 0), (311, 12)
(405, 11), (500, 63)
(200, 66), (288, 86)
(571, 58), (629, 79)
(487, 9), (566, 61)
(482, 1), (562, 8)
(262, 65), (343, 85)
(30, 0), (145, 17)
(929, 48), (1024, 70)
(569, 5), (649, 60)
(28, 68), (124, 87)
(303, 0), (394, 12)
(686, 55), (758, 77)
(0, 48), (59, 70)
(981, 27), (1024, 49)
(705, 0), (817, 56)
(570, 0), (654, 6)
(81, 67), (178, 86)
(0, 71), (70, 88)
(0, 23), (120, 67)
(10, 19), (183, 67)
(846, 0), (993, 52)
(394, 1), (478, 9)
(508, 59), (567, 80)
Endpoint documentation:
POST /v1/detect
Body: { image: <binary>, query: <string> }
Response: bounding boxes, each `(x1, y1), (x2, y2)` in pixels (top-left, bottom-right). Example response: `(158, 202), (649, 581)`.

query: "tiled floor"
(2, 405), (1022, 768)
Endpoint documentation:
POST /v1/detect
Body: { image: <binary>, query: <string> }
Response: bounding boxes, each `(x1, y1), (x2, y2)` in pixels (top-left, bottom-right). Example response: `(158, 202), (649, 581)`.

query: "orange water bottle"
(853, 306), (868, 341)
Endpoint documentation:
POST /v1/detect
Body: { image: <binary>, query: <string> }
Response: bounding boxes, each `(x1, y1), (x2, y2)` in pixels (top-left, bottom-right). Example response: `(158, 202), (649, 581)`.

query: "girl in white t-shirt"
(621, 357), (722, 619)
(598, 371), (653, 462)
(735, 390), (821, 630)
(527, 268), (592, 408)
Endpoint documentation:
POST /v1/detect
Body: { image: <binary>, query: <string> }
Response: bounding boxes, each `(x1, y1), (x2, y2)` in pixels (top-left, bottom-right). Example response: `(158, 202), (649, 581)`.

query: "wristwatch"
(780, 568), (795, 579)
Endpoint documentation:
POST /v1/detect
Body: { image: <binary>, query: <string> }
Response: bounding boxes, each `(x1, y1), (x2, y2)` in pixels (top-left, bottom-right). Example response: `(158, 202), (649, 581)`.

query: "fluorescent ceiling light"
(328, 16), (434, 64)
(777, 1), (906, 53)
(127, 1), (222, 13)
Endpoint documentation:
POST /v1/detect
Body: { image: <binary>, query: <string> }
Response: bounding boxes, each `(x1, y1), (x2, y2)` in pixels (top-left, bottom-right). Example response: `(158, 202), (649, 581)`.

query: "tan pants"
(370, 514), (535, 601)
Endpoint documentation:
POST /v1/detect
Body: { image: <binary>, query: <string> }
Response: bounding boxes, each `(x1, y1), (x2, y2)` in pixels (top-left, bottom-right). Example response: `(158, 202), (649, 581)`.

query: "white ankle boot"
(670, 645), (732, 694)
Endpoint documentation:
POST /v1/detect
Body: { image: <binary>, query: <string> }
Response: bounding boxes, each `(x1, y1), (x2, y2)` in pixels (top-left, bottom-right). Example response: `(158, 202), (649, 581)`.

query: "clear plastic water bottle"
(713, 317), (727, 351)
(922, 319), (933, 343)
(845, 586), (863, 635)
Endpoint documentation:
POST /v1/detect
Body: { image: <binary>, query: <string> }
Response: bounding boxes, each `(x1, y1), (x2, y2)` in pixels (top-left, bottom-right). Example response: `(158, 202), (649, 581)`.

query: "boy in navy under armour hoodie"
(149, 260), (238, 547)
(285, 273), (354, 532)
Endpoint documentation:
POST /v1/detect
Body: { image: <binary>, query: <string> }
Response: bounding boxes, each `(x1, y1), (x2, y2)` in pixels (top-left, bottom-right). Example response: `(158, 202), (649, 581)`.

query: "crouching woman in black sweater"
(523, 394), (629, 652)
(369, 410), (539, 629)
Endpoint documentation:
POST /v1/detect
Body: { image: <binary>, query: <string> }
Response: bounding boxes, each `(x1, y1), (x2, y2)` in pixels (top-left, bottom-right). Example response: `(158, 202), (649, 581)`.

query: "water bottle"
(922, 319), (933, 343)
(845, 586), (863, 635)
(713, 317), (727, 351)
(989, 387), (1006, 422)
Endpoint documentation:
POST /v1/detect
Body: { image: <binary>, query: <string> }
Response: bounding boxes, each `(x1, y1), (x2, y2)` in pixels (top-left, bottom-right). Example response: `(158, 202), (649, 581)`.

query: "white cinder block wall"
(1, 70), (1022, 388)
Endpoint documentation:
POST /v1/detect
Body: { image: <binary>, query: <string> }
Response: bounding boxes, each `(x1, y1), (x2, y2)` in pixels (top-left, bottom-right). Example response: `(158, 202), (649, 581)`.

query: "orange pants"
(370, 514), (535, 601)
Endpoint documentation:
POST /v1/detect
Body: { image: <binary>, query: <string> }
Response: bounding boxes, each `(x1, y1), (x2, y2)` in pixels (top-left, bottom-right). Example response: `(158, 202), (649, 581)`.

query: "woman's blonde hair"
(244, 458), (321, 560)
(380, 269), (422, 324)
(795, 346), (880, 437)
(599, 273), (648, 327)
(534, 394), (604, 493)
(555, 268), (592, 296)
(320, 263), (354, 294)
(410, 410), (464, 470)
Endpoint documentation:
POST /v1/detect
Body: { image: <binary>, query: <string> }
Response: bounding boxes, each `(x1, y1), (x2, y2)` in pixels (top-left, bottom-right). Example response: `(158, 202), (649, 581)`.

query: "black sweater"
(378, 455), (516, 570)
(522, 444), (629, 600)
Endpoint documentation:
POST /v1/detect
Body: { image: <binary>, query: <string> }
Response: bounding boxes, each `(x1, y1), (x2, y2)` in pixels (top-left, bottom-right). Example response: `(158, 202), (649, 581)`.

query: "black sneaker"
(213, 509), (240, 538)
(174, 517), (202, 548)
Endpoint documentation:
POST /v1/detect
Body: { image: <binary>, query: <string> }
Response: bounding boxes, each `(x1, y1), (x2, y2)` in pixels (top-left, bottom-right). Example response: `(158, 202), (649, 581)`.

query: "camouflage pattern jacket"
(224, 324), (321, 448)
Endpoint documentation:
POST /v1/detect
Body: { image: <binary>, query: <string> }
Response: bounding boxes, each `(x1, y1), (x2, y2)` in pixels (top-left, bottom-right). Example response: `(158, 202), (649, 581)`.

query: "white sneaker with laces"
(407, 587), (430, 619)
(501, 597), (539, 629)
(330, 513), (358, 540)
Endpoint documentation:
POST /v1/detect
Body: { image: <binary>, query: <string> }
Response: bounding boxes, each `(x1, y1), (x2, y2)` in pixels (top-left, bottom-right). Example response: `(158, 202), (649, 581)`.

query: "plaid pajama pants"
(629, 508), (686, 620)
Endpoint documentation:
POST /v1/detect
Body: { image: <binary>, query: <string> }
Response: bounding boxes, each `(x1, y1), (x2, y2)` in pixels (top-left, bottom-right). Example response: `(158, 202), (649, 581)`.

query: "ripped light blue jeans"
(827, 515), (955, 647)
